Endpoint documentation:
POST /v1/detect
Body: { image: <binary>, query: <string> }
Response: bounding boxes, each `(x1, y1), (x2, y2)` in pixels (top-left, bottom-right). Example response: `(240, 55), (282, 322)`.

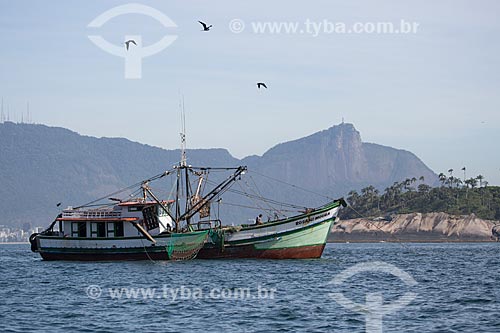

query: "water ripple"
(0, 243), (499, 332)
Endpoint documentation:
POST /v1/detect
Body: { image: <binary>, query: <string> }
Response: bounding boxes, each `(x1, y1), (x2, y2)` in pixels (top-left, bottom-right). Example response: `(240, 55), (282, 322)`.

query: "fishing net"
(166, 230), (209, 260)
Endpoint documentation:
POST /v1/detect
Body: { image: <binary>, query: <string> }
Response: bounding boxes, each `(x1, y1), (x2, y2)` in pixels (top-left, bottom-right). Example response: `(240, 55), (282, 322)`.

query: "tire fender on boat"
(29, 233), (39, 252)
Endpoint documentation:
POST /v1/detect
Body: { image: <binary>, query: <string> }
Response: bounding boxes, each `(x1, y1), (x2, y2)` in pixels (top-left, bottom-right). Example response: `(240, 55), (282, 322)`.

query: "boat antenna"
(180, 96), (192, 225)
(174, 93), (187, 230)
(180, 95), (187, 167)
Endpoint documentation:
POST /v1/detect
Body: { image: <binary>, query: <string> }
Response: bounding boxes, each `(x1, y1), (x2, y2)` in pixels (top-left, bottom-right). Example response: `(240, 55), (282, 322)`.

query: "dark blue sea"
(1, 243), (499, 332)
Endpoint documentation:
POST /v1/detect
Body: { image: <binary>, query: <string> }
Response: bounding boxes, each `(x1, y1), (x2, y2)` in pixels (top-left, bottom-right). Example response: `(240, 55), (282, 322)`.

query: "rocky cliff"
(330, 212), (500, 242)
(244, 123), (438, 202)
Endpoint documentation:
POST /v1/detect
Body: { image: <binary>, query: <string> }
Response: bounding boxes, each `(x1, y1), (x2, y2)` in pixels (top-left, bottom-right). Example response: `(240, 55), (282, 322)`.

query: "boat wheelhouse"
(30, 197), (209, 261)
(58, 200), (174, 240)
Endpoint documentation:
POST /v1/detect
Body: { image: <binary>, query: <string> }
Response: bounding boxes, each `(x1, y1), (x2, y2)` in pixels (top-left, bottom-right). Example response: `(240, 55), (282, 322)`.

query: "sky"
(1, 0), (500, 184)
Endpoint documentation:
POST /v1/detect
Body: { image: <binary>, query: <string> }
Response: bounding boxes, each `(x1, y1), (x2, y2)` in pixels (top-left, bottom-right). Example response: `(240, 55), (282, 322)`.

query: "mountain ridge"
(0, 121), (437, 227)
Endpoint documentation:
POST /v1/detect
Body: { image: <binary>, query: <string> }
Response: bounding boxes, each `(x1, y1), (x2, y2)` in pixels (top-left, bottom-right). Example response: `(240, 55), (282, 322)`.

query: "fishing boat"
(30, 113), (346, 260)
(29, 174), (210, 261)
(197, 198), (346, 259)
(30, 161), (345, 260)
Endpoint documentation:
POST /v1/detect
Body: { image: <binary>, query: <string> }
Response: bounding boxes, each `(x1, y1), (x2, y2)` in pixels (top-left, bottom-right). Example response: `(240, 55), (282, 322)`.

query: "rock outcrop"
(330, 212), (500, 242)
(244, 123), (438, 199)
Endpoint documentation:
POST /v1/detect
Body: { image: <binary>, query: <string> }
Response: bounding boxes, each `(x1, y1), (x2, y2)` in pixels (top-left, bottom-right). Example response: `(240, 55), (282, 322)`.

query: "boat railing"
(62, 210), (122, 219)
(41, 230), (64, 237)
(197, 219), (221, 231)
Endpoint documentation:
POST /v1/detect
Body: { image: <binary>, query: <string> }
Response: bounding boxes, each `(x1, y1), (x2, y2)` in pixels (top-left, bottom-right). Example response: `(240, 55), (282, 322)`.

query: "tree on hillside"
(340, 172), (500, 220)
(466, 177), (478, 189)
(438, 173), (447, 186)
(462, 167), (468, 199)
(477, 175), (484, 188)
(445, 176), (455, 188)
(347, 190), (360, 207)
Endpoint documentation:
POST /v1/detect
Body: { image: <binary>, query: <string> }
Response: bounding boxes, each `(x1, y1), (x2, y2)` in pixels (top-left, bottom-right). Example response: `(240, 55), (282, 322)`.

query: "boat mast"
(185, 166), (190, 226)
(175, 168), (181, 231)
(142, 182), (148, 202)
(181, 97), (191, 226)
(180, 96), (187, 168)
(175, 95), (188, 231)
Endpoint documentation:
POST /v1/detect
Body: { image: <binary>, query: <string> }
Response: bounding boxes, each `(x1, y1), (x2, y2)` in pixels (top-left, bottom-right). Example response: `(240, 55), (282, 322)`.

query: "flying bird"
(198, 21), (212, 31)
(124, 40), (137, 50)
(56, 202), (61, 207)
(257, 82), (267, 89)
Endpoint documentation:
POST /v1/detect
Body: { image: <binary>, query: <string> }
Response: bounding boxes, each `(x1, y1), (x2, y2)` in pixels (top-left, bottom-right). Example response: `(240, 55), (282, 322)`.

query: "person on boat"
(255, 214), (263, 225)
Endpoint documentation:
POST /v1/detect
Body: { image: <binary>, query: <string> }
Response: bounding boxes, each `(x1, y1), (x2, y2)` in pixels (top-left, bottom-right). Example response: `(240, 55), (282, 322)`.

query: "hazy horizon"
(1, 0), (499, 184)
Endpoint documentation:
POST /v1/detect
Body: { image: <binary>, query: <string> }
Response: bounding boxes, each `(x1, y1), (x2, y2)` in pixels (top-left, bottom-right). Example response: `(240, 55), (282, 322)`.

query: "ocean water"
(0, 243), (499, 333)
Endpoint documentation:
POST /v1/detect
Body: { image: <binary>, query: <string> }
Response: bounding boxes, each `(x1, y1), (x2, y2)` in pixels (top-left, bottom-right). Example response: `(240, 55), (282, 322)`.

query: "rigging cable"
(241, 176), (285, 218)
(248, 175), (287, 218)
(248, 170), (335, 201)
(203, 178), (308, 211)
(74, 170), (174, 209)
(236, 181), (273, 216)
(221, 201), (298, 213)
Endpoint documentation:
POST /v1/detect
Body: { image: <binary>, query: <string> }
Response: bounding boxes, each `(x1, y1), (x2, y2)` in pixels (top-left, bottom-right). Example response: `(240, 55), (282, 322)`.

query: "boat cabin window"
(71, 222), (87, 238)
(115, 221), (124, 237)
(90, 222), (106, 238)
(128, 206), (142, 212)
(107, 222), (115, 237)
(97, 223), (106, 237)
(158, 206), (169, 217)
(105, 222), (124, 237)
